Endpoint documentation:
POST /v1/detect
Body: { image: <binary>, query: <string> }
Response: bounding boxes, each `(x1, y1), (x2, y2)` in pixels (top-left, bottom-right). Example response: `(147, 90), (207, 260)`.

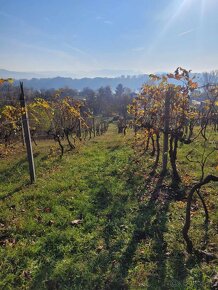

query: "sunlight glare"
(147, 0), (193, 54)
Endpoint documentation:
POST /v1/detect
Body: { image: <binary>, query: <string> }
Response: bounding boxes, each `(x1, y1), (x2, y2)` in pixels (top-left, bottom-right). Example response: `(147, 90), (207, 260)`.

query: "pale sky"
(0, 0), (218, 77)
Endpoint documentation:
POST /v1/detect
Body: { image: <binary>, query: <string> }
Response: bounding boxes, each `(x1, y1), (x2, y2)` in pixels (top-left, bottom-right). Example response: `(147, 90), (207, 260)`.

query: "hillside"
(0, 124), (217, 289)
(15, 75), (150, 91)
(0, 69), (207, 91)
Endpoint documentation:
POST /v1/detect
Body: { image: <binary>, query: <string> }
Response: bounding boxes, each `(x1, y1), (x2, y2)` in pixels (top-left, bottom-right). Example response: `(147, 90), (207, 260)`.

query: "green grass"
(0, 124), (217, 289)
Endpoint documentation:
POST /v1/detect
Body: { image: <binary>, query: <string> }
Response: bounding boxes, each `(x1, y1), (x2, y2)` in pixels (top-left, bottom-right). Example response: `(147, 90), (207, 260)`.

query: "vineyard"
(0, 68), (218, 289)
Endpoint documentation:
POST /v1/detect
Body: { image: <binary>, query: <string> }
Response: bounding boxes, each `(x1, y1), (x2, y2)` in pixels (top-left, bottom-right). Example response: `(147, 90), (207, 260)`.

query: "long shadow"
(147, 157), (160, 177)
(0, 157), (29, 200)
(0, 152), (51, 200)
(0, 157), (28, 182)
(0, 152), (41, 183)
(103, 172), (189, 289)
(98, 174), (168, 289)
(163, 253), (187, 290)
(108, 145), (120, 152)
(0, 183), (29, 201)
(145, 176), (188, 289)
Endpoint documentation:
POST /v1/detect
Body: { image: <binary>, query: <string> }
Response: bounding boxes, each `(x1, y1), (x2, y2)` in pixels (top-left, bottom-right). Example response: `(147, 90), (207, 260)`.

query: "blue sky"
(0, 0), (218, 77)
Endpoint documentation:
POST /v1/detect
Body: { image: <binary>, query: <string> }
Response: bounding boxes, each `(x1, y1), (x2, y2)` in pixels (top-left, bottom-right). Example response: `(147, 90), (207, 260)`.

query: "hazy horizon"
(1, 67), (217, 80)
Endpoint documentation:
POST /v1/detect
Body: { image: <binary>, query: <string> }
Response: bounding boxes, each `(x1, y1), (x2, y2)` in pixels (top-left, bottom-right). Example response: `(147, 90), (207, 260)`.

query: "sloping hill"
(0, 125), (217, 289)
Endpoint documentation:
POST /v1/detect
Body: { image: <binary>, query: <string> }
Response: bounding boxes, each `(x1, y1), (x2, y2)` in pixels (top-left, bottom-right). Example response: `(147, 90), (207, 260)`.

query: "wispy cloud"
(178, 29), (194, 37)
(103, 20), (113, 25)
(96, 16), (113, 25)
(63, 41), (100, 66)
(63, 42), (87, 56)
(96, 16), (104, 20)
(147, 0), (192, 54)
(0, 11), (57, 40)
(1, 37), (99, 72)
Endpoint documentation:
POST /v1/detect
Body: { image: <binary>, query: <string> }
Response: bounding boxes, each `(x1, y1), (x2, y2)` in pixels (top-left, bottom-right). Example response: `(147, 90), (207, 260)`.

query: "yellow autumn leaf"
(8, 78), (14, 84)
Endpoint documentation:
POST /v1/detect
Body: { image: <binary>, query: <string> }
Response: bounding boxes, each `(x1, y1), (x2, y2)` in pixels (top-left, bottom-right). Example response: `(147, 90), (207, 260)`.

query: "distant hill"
(0, 69), (150, 90)
(0, 69), (214, 91)
(0, 69), (43, 79)
(15, 75), (152, 91)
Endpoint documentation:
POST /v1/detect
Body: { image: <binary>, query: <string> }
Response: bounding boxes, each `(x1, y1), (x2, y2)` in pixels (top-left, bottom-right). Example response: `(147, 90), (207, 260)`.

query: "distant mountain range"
(0, 69), (150, 90)
(0, 69), (44, 79)
(0, 68), (209, 91)
(0, 68), (142, 79)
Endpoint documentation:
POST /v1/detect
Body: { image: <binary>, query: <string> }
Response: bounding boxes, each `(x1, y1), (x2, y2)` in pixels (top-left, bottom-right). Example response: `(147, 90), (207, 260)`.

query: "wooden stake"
(92, 117), (96, 137)
(162, 89), (171, 175)
(19, 82), (36, 183)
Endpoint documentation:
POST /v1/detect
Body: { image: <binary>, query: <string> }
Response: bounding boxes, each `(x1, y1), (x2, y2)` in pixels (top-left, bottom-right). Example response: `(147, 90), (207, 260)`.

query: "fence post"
(92, 117), (96, 137)
(19, 82), (36, 183)
(162, 89), (171, 175)
(78, 118), (82, 140)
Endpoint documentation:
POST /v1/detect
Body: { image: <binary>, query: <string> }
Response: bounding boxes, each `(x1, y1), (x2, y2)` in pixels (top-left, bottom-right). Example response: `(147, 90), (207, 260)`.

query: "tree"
(115, 83), (124, 98)
(80, 87), (97, 115)
(97, 86), (113, 116)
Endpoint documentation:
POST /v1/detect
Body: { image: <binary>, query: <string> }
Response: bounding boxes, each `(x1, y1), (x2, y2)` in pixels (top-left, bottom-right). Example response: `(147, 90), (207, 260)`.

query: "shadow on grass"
(27, 151), (197, 289)
(103, 175), (169, 289)
(0, 152), (53, 200)
(0, 157), (28, 183)
(0, 153), (42, 182)
(0, 183), (29, 201)
(147, 157), (160, 177)
(100, 173), (189, 289)
(108, 145), (120, 152)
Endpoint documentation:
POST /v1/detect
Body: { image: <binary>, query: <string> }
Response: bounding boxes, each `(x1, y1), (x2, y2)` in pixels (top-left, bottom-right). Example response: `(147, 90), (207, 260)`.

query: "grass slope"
(0, 125), (217, 289)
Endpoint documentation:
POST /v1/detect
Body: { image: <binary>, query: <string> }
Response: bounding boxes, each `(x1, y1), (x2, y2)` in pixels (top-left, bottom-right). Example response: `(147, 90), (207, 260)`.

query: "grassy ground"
(0, 124), (217, 289)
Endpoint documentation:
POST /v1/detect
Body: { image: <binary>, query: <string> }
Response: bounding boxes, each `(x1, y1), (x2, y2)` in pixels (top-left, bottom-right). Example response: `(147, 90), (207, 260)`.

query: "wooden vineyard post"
(162, 89), (171, 175)
(78, 118), (82, 140)
(19, 82), (36, 183)
(92, 117), (96, 137)
(21, 120), (25, 146)
(134, 101), (138, 136)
